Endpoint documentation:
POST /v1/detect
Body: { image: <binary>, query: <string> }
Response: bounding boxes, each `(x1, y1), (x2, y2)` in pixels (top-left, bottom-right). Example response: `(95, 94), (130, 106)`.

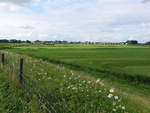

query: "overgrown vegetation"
(0, 51), (130, 113)
(0, 70), (42, 113)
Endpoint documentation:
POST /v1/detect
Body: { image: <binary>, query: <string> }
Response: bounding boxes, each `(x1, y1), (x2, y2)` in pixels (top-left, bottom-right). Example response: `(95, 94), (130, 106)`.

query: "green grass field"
(0, 43), (150, 113)
(11, 45), (150, 80)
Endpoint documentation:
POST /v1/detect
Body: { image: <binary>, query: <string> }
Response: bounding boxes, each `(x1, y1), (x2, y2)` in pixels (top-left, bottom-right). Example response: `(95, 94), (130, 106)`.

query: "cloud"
(0, 0), (38, 5)
(18, 25), (34, 30)
(0, 0), (150, 42)
(0, 0), (40, 11)
(141, 0), (150, 3)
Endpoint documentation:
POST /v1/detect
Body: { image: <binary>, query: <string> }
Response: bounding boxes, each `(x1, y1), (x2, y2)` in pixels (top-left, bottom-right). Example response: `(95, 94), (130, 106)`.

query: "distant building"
(95, 42), (125, 45)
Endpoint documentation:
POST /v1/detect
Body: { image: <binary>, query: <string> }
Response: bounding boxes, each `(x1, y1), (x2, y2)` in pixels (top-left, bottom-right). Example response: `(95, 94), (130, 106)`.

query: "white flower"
(71, 72), (74, 75)
(96, 79), (100, 83)
(114, 96), (119, 100)
(83, 80), (86, 83)
(108, 94), (113, 98)
(99, 90), (102, 93)
(88, 81), (91, 84)
(122, 106), (125, 110)
(113, 108), (116, 112)
(109, 88), (114, 93)
(64, 75), (66, 78)
(72, 87), (77, 90)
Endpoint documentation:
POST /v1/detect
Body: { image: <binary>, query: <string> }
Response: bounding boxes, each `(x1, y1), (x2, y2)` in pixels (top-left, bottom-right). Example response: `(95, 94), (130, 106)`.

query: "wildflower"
(108, 94), (113, 98)
(64, 75), (66, 78)
(122, 106), (125, 110)
(88, 81), (91, 84)
(113, 108), (116, 112)
(114, 96), (119, 100)
(99, 90), (102, 93)
(109, 88), (114, 93)
(83, 80), (86, 83)
(96, 79), (100, 83)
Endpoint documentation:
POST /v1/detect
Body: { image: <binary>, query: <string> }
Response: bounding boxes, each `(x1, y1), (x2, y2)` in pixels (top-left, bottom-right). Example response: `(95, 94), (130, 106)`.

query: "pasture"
(11, 45), (150, 79)
(0, 43), (150, 113)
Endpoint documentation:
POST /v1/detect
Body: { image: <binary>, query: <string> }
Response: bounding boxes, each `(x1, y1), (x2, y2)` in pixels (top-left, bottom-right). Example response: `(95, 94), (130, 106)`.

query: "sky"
(0, 0), (150, 42)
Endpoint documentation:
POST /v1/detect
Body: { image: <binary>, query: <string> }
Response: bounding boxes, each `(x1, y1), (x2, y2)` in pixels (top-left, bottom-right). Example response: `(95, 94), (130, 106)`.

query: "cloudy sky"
(0, 0), (150, 42)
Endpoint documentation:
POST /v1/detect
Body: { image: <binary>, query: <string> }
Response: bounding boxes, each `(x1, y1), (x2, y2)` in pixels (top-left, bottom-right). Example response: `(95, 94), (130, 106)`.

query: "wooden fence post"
(19, 58), (24, 83)
(1, 53), (5, 65)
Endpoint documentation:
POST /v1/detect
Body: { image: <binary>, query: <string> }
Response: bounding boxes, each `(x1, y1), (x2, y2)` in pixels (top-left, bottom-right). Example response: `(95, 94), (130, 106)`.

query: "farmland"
(0, 44), (150, 113)
(12, 45), (150, 77)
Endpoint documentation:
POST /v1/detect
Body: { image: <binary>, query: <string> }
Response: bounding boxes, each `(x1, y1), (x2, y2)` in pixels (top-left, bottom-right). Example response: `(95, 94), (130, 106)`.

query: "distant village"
(0, 39), (149, 45)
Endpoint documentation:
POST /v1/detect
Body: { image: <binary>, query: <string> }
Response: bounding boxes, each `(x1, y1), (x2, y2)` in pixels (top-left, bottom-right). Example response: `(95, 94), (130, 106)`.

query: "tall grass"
(0, 51), (129, 113)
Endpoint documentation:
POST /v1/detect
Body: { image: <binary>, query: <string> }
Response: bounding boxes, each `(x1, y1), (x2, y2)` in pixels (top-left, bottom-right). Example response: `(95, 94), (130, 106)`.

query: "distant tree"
(145, 41), (150, 45)
(34, 40), (41, 43)
(26, 40), (31, 43)
(9, 39), (18, 43)
(0, 39), (9, 43)
(17, 40), (22, 43)
(126, 40), (138, 44)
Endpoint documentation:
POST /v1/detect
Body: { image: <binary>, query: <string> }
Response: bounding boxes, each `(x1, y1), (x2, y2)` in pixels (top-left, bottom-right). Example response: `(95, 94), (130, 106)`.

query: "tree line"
(0, 39), (31, 43)
(1, 39), (150, 45)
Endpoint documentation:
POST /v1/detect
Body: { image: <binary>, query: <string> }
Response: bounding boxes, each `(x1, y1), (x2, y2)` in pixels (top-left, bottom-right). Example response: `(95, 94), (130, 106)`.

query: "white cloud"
(0, 0), (39, 5)
(0, 0), (40, 11)
(0, 0), (150, 42)
(141, 0), (150, 3)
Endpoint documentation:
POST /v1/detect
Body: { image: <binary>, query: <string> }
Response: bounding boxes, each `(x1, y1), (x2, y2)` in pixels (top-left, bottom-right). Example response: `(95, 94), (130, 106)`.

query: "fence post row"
(1, 53), (24, 83)
(1, 53), (5, 65)
(19, 58), (24, 83)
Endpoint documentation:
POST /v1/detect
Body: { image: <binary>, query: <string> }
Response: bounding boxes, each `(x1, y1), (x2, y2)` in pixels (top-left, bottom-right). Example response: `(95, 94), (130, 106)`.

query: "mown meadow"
(0, 43), (150, 113)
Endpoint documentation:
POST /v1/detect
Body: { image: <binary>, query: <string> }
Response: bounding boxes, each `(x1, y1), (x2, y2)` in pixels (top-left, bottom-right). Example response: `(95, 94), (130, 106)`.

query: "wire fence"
(0, 52), (72, 113)
(0, 51), (127, 113)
